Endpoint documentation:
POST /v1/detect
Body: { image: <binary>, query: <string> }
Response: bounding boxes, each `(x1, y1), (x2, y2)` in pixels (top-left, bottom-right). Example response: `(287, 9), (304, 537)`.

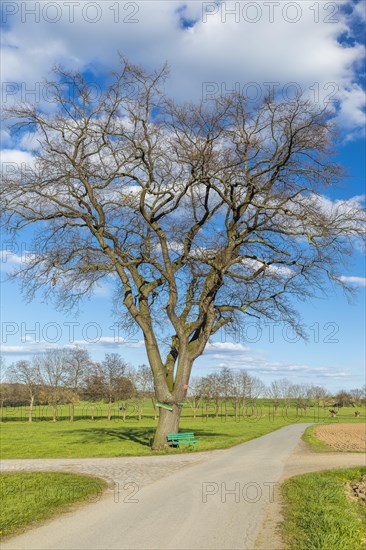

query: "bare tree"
(2, 59), (365, 448)
(64, 347), (92, 421)
(246, 376), (265, 417)
(230, 372), (243, 421)
(0, 384), (10, 422)
(99, 353), (129, 420)
(219, 367), (233, 418)
(134, 364), (155, 420)
(288, 383), (311, 415)
(308, 385), (328, 408)
(186, 377), (202, 419)
(203, 372), (222, 417)
(199, 375), (213, 419)
(266, 380), (282, 414)
(350, 388), (363, 406)
(83, 365), (106, 420)
(7, 360), (40, 422)
(36, 350), (69, 422)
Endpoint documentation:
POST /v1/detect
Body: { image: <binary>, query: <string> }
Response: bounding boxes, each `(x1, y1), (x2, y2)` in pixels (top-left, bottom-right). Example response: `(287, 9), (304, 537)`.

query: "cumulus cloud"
(73, 337), (144, 348)
(197, 338), (354, 382)
(211, 354), (352, 381)
(0, 1), (364, 135)
(1, 337), (145, 355)
(338, 275), (366, 286)
(205, 342), (250, 353)
(1, 149), (35, 167)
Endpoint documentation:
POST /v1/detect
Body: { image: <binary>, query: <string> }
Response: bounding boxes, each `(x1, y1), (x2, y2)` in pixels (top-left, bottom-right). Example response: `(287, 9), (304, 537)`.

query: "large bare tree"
(2, 59), (365, 448)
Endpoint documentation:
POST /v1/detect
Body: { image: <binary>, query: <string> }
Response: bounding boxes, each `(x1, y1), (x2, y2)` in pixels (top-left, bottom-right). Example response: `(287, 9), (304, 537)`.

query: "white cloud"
(1, 337), (145, 355)
(0, 250), (26, 274)
(1, 1), (364, 134)
(205, 342), (250, 353)
(1, 149), (35, 168)
(0, 344), (69, 355)
(353, 1), (366, 22)
(338, 275), (366, 286)
(73, 337), (145, 349)
(0, 250), (23, 266)
(197, 339), (354, 382)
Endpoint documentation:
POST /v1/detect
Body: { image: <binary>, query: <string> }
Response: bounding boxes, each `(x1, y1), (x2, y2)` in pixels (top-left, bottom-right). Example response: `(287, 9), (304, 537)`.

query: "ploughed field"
(314, 423), (366, 452)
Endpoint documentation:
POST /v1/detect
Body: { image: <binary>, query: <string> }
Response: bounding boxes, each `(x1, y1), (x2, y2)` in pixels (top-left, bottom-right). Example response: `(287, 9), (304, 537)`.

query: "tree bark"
(70, 402), (74, 422)
(29, 395), (34, 423)
(152, 405), (181, 450)
(52, 405), (57, 422)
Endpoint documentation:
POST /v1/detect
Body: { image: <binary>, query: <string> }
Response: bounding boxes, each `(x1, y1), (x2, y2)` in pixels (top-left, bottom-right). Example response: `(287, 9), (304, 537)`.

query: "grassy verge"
(302, 424), (335, 452)
(0, 472), (106, 539)
(281, 467), (366, 550)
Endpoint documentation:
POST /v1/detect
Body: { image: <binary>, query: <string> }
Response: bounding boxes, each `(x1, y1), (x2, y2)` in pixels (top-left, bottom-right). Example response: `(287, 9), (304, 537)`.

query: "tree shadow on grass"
(70, 427), (230, 449)
(70, 427), (154, 447)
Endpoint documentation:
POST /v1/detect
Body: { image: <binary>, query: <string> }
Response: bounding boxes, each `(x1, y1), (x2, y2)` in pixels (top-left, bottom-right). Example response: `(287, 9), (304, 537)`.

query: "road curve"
(2, 423), (362, 550)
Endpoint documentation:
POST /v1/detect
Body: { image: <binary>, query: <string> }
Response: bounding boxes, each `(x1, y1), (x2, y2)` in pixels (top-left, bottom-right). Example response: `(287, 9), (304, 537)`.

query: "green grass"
(281, 467), (366, 550)
(0, 401), (365, 458)
(0, 472), (106, 539)
(302, 424), (336, 452)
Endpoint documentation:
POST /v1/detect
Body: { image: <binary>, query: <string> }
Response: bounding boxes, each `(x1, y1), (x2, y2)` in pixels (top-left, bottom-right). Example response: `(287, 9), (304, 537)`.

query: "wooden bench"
(167, 432), (199, 448)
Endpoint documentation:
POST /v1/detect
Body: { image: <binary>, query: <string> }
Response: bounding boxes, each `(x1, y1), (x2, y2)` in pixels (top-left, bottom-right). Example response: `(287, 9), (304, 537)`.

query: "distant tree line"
(1, 349), (141, 422)
(0, 349), (365, 422)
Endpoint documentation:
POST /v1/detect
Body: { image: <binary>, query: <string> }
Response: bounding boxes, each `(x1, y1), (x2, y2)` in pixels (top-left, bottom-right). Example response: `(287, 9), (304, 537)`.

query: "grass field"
(0, 472), (106, 539)
(281, 467), (366, 550)
(0, 400), (364, 458)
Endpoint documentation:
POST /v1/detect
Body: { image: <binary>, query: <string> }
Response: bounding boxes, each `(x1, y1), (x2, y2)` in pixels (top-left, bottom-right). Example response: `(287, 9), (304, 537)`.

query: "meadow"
(1, 399), (364, 459)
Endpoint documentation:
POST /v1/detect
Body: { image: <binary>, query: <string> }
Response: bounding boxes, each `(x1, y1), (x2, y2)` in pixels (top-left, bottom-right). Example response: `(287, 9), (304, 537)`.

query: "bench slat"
(167, 432), (199, 447)
(167, 435), (194, 439)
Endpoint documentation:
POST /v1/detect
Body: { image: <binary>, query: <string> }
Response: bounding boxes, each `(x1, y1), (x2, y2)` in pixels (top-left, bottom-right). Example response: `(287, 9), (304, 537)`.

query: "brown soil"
(314, 423), (366, 452)
(348, 474), (366, 505)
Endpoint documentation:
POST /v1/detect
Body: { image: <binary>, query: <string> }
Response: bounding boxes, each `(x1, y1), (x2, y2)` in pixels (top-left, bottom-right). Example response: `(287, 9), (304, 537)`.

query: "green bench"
(167, 432), (199, 448)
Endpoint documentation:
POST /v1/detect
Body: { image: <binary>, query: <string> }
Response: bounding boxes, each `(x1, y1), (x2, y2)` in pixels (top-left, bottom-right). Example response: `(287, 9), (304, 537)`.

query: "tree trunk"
(107, 401), (112, 421)
(29, 395), (34, 423)
(152, 405), (181, 450)
(138, 398), (144, 421)
(151, 398), (157, 420)
(70, 402), (74, 422)
(52, 405), (57, 422)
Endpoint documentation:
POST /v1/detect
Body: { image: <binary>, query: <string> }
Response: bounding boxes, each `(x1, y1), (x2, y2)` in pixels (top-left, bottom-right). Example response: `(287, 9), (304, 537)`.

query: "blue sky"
(1, 1), (365, 391)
